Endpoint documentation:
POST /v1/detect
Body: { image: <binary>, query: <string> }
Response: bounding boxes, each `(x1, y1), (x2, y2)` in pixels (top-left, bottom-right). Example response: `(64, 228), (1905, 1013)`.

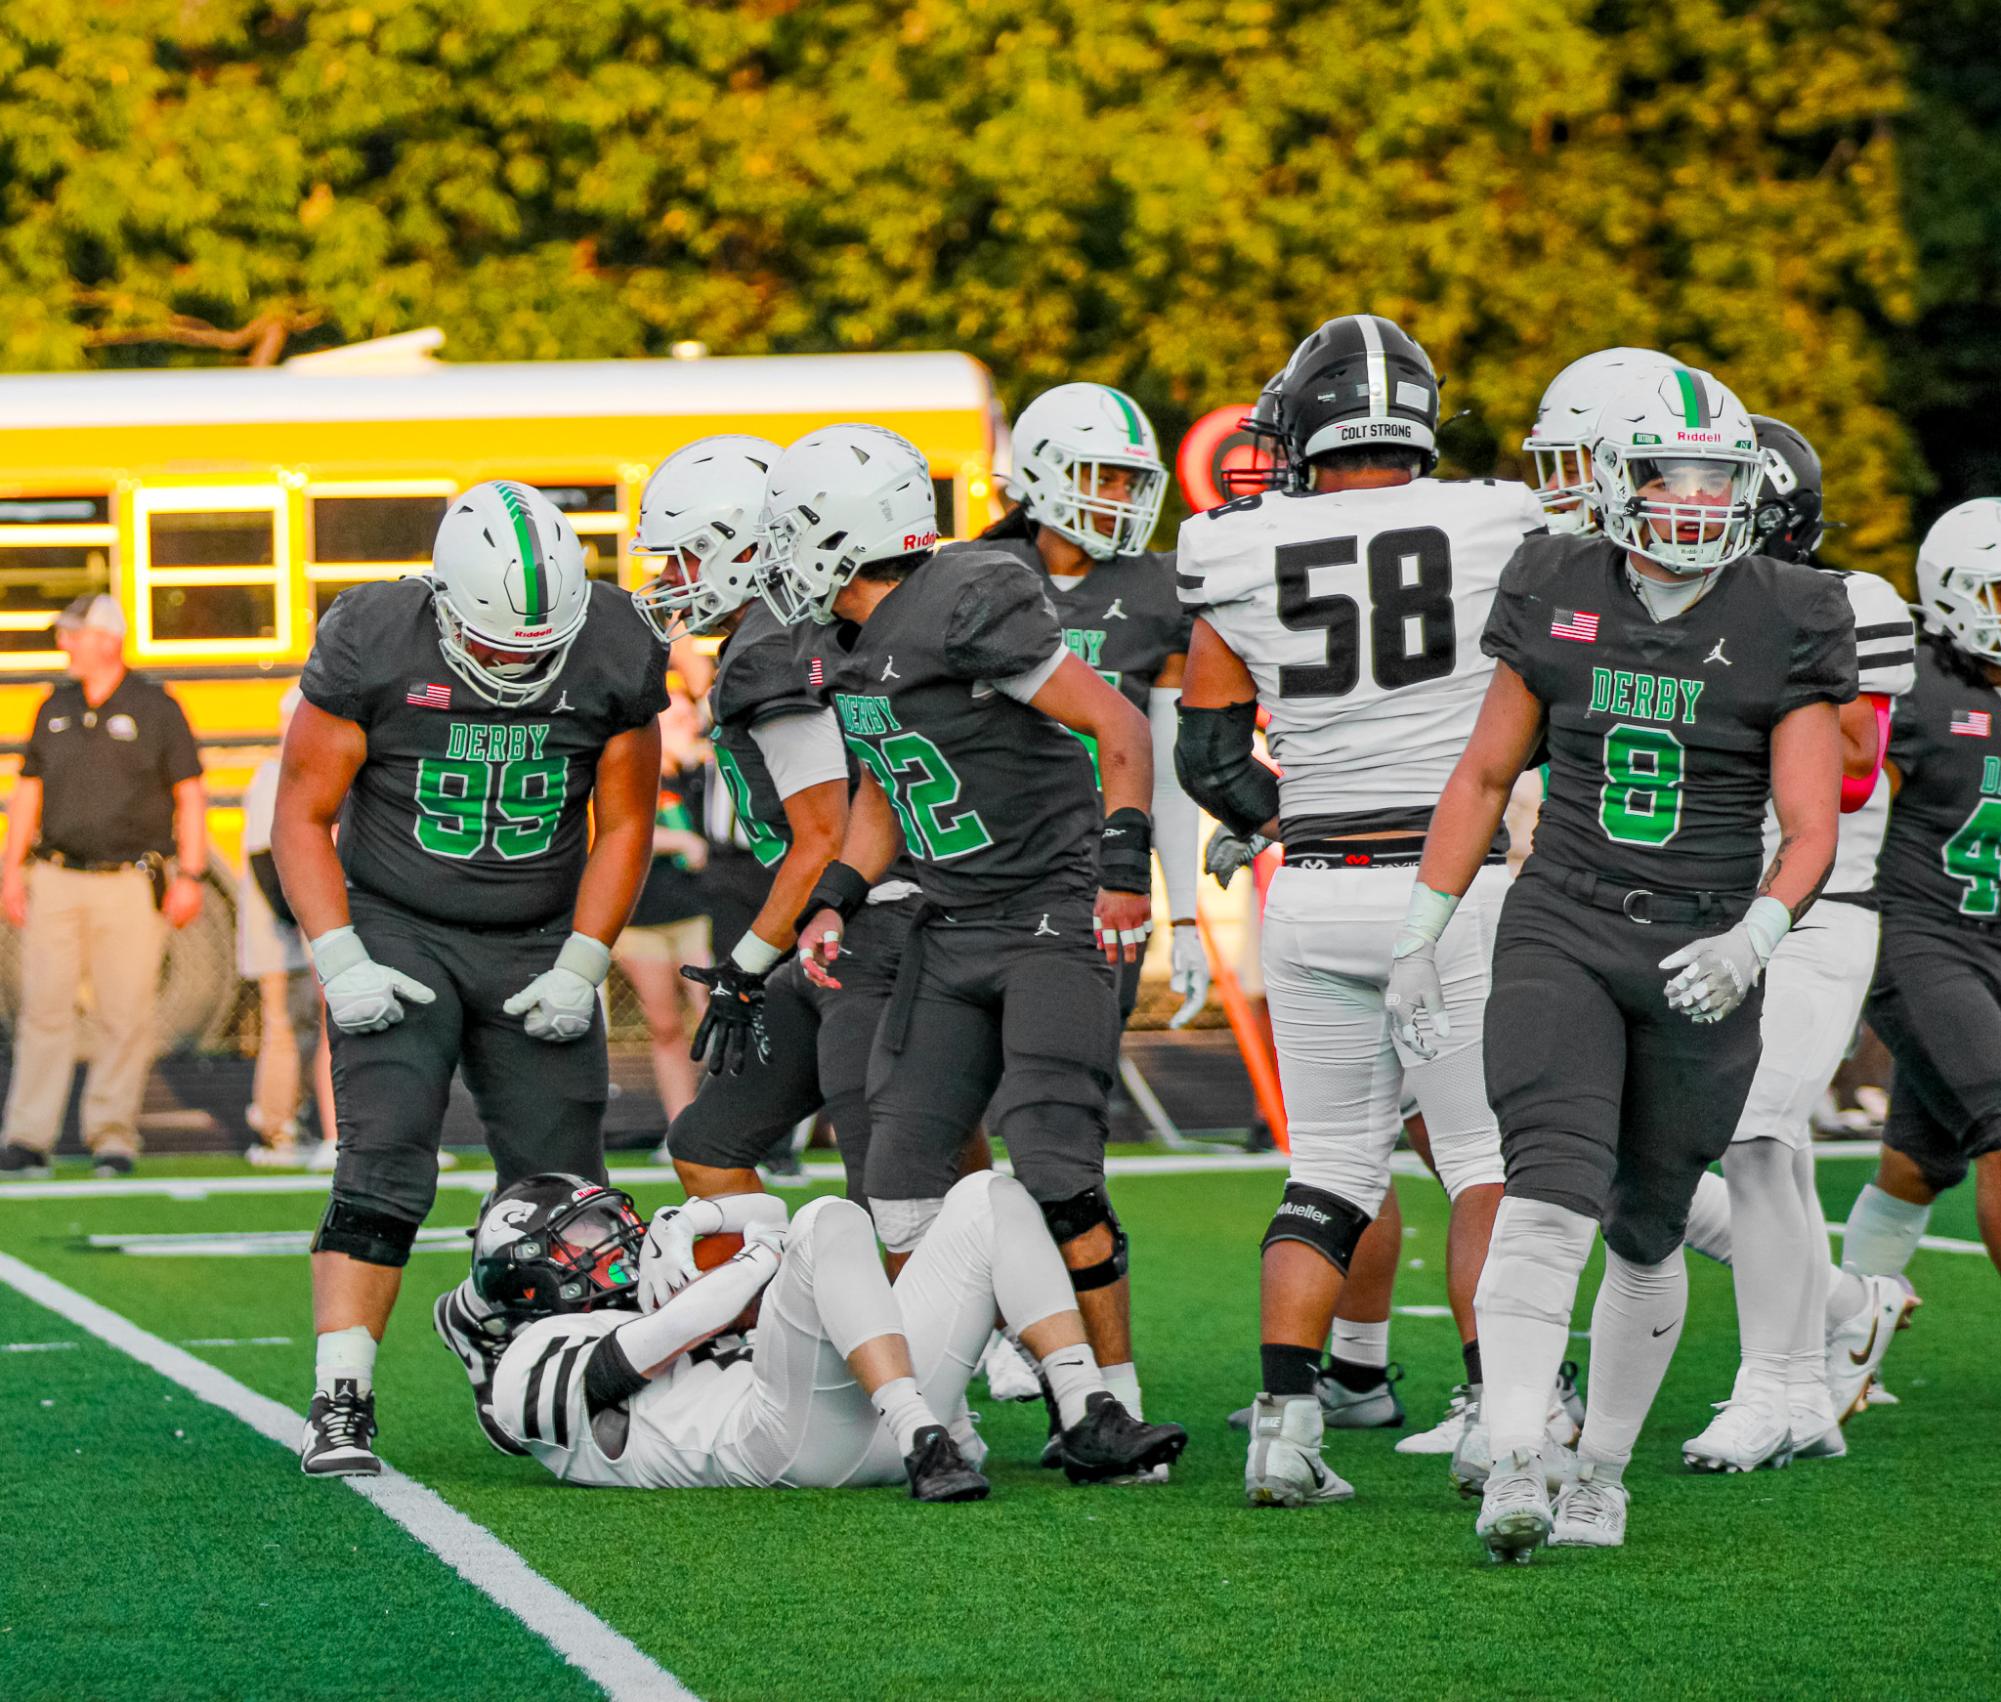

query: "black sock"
(1325, 1353), (1384, 1393)
(1461, 1339), (1483, 1388)
(1260, 1343), (1323, 1398)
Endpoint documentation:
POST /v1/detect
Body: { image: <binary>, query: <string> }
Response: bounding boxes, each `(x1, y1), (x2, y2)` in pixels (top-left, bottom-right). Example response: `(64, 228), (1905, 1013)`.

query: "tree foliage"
(0, 1), (1933, 572)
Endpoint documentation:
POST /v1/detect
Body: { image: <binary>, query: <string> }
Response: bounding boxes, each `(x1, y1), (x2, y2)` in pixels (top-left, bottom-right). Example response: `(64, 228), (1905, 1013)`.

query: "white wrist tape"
(555, 931), (613, 986)
(1393, 882), (1461, 956)
(1742, 896), (1793, 965)
(731, 931), (784, 975)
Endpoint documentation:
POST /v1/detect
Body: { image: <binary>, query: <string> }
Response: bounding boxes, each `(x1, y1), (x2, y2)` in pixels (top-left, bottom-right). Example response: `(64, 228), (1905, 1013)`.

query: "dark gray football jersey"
(299, 577), (669, 927)
(1483, 535), (1855, 896)
(1877, 633), (2001, 928)
(709, 600), (826, 870)
(826, 549), (1102, 910)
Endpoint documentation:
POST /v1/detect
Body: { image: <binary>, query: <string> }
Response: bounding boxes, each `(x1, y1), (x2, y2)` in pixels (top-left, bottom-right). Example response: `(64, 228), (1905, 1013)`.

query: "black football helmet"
(1274, 314), (1441, 475)
(470, 1173), (645, 1320)
(1748, 415), (1825, 562)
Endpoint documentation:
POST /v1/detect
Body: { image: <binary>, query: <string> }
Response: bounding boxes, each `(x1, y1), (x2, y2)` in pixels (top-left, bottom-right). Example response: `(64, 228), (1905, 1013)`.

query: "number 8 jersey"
(1483, 533), (1856, 895)
(298, 577), (669, 928)
(1176, 479), (1547, 829)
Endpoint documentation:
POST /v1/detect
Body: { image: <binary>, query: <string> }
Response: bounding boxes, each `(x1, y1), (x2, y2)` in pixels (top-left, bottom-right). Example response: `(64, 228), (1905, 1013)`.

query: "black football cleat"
(300, 1380), (382, 1477)
(904, 1424), (991, 1503)
(433, 1288), (527, 1456)
(0, 1142), (52, 1179)
(1054, 1391), (1189, 1484)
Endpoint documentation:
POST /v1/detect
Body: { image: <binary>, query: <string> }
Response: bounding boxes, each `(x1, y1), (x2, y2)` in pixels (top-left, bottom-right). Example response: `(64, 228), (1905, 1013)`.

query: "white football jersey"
(491, 1311), (755, 1489)
(1759, 569), (1917, 897)
(1177, 479), (1547, 826)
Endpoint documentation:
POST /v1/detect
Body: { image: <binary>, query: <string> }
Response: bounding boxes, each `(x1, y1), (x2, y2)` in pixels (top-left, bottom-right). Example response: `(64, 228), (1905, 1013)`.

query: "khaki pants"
(2, 862), (164, 1158)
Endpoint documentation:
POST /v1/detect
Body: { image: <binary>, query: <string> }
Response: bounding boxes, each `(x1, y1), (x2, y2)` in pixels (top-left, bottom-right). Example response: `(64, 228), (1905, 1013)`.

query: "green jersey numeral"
(846, 731), (994, 862)
(1942, 798), (2001, 917)
(414, 755), (568, 861)
(1598, 723), (1685, 846)
(712, 742), (788, 868)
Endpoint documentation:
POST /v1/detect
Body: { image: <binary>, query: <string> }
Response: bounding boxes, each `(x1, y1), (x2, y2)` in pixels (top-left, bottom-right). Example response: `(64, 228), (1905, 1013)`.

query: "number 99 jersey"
(1175, 480), (1548, 828)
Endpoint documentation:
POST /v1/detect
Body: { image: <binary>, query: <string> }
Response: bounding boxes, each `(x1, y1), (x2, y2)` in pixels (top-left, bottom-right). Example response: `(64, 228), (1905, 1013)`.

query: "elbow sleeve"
(1174, 700), (1280, 839)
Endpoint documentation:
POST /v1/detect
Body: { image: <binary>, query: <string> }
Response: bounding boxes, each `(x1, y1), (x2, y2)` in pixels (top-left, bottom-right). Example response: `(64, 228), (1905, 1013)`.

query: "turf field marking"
(0, 1250), (695, 1702)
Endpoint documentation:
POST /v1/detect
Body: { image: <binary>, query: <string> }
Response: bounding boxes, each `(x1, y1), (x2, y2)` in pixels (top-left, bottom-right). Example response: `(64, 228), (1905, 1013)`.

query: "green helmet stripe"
(1104, 387), (1146, 447)
(498, 482), (545, 623)
(1674, 368), (1706, 430)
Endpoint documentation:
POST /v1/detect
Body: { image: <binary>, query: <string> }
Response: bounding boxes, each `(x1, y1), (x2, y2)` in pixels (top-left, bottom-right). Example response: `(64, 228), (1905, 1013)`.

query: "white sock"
(1722, 1140), (1809, 1401)
(1578, 1249), (1687, 1470)
(1328, 1317), (1389, 1371)
(1042, 1343), (1108, 1429)
(1101, 1360), (1143, 1420)
(1789, 1146), (1833, 1407)
(1840, 1183), (1930, 1277)
(870, 1376), (937, 1457)
(316, 1324), (378, 1397)
(1682, 1167), (1734, 1264)
(1474, 1196), (1597, 1460)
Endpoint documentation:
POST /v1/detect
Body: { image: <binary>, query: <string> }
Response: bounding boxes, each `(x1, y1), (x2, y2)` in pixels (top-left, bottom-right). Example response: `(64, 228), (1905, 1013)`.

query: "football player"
(478, 1169), (1186, 1492)
(1673, 419), (1918, 1469)
(943, 382), (1209, 1025)
(1390, 367), (1855, 1558)
(274, 481), (668, 1475)
(767, 424), (1173, 1438)
(1174, 314), (1547, 1506)
(1521, 348), (1676, 533)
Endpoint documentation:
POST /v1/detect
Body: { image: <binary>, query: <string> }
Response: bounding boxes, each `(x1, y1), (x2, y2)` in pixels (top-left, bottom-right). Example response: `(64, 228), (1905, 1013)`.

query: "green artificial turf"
(1, 1158), (1996, 1700)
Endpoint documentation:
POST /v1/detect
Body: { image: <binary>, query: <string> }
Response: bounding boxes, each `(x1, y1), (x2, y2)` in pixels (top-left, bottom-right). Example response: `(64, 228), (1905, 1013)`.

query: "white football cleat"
(1228, 1364), (1405, 1431)
(1396, 1382), (1474, 1456)
(1826, 1274), (1919, 1423)
(1476, 1445), (1551, 1564)
(1865, 1379), (1900, 1407)
(1245, 1393), (1354, 1507)
(1448, 1390), (1493, 1495)
(1682, 1388), (1793, 1474)
(1551, 1462), (1628, 1548)
(980, 1331), (1044, 1403)
(1788, 1380), (1846, 1461)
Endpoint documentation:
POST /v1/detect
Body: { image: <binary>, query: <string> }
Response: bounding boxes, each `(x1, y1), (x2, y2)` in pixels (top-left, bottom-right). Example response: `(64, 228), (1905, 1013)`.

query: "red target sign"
(1176, 404), (1276, 513)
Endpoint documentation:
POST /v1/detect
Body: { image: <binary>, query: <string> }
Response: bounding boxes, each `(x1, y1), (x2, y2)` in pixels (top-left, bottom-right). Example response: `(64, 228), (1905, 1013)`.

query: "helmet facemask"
(1019, 448), (1167, 561)
(1596, 447), (1760, 576)
(432, 591), (580, 709)
(1526, 442), (1595, 534)
(762, 502), (866, 626)
(472, 1178), (647, 1321)
(632, 527), (768, 642)
(1923, 561), (2001, 665)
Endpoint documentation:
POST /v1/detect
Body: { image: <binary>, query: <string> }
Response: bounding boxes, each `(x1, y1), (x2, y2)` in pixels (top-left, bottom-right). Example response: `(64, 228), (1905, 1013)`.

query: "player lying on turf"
(470, 1170), (1188, 1495)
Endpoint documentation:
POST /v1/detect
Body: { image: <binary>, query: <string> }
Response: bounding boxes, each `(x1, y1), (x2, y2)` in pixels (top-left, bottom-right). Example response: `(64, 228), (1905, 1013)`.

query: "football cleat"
(1244, 1393), (1354, 1507)
(433, 1288), (527, 1456)
(904, 1424), (991, 1503)
(1682, 1386), (1794, 1474)
(1790, 1382), (1847, 1462)
(1550, 1463), (1629, 1548)
(1476, 1445), (1552, 1564)
(1054, 1391), (1188, 1485)
(1228, 1363), (1405, 1431)
(300, 1380), (381, 1477)
(1826, 1274), (1919, 1423)
(1865, 1379), (1900, 1407)
(1448, 1390), (1493, 1496)
(980, 1331), (1044, 1404)
(0, 1142), (52, 1178)
(1396, 1381), (1475, 1457)
(91, 1152), (135, 1178)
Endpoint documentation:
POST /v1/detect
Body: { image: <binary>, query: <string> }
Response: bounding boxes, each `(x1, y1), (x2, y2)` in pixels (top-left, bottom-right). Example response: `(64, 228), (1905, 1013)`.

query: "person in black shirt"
(0, 594), (207, 1180)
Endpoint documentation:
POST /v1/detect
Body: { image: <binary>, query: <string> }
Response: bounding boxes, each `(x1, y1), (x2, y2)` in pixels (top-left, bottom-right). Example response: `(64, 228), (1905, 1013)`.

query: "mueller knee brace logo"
(1274, 1198), (1334, 1229)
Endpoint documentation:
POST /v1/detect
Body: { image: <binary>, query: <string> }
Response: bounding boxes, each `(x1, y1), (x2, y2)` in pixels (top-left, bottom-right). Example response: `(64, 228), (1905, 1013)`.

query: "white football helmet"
(1916, 498), (2001, 664)
(1523, 347), (1676, 533)
(1590, 367), (1762, 576)
(1008, 382), (1167, 560)
(762, 424), (938, 625)
(630, 435), (780, 640)
(430, 481), (590, 707)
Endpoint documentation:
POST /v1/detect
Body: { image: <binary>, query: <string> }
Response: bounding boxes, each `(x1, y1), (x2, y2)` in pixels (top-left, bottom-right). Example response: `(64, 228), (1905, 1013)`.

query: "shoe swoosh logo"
(1848, 1314), (1881, 1367)
(1650, 1323), (1675, 1338)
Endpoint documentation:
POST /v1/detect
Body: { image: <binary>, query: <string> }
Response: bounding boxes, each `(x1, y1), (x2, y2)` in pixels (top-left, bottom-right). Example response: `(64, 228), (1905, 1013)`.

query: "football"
(692, 1233), (761, 1331)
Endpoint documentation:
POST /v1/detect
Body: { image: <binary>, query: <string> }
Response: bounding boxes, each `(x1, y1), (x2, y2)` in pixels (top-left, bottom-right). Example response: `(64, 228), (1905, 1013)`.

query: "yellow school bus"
(0, 333), (1006, 1045)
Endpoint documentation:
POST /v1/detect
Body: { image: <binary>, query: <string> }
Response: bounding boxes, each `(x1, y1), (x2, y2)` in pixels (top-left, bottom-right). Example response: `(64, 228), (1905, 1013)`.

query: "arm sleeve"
(297, 592), (364, 723)
(989, 641), (1070, 704)
(941, 560), (1064, 681)
(1777, 571), (1859, 720)
(612, 1242), (782, 1376)
(1149, 686), (1199, 919)
(748, 709), (850, 801)
(159, 691), (202, 787)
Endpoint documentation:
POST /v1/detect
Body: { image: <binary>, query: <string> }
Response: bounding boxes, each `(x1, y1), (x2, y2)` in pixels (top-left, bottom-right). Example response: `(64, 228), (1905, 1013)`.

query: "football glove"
(1659, 897), (1792, 1024)
(1167, 922), (1210, 1029)
(502, 932), (610, 1043)
(682, 960), (772, 1076)
(637, 1206), (700, 1312)
(1384, 883), (1461, 1060)
(1204, 824), (1270, 889)
(310, 926), (437, 1035)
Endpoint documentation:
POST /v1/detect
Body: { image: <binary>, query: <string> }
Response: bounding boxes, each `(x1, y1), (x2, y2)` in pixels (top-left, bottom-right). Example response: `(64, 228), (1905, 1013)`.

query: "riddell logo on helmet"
(1673, 430), (1725, 445)
(513, 624), (554, 639)
(901, 532), (938, 550)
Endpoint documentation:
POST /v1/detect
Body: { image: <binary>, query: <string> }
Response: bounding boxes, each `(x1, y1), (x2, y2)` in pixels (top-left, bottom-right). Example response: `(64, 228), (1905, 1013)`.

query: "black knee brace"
(1040, 1187), (1130, 1292)
(1260, 1182), (1369, 1274)
(312, 1195), (423, 1268)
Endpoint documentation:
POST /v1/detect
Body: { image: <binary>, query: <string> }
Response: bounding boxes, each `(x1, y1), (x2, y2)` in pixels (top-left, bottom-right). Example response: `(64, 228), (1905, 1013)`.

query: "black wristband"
(794, 860), (873, 936)
(1098, 807), (1153, 894)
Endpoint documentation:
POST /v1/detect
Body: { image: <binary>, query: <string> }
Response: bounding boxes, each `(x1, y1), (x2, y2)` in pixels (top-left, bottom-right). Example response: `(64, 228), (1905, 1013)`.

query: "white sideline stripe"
(0, 1251), (694, 1702)
(0, 1141), (1896, 1204)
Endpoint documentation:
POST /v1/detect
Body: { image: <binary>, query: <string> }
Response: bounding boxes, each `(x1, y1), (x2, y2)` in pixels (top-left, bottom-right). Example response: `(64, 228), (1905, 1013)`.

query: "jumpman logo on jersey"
(552, 689), (575, 713)
(1034, 914), (1060, 937)
(1703, 639), (1731, 667)
(881, 657), (901, 682)
(1103, 598), (1127, 621)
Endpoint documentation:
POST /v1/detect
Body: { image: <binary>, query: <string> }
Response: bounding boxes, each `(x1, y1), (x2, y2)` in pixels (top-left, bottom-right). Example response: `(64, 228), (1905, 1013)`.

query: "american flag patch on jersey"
(406, 682), (452, 709)
(1950, 709), (1992, 738)
(807, 656), (825, 689)
(1550, 609), (1600, 643)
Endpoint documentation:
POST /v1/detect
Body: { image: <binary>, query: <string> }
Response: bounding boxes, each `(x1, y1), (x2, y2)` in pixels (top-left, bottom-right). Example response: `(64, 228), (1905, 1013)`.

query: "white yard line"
(0, 1251), (695, 1702)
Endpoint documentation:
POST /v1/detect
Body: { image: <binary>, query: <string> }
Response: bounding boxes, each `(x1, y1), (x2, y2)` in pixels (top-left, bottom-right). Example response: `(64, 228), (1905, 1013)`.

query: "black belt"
(1283, 831), (1506, 871)
(1541, 862), (1744, 927)
(37, 849), (164, 876)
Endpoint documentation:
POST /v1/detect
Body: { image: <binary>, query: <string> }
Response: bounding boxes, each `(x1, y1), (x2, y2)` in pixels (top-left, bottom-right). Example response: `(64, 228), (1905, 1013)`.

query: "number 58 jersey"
(1176, 479), (1548, 829)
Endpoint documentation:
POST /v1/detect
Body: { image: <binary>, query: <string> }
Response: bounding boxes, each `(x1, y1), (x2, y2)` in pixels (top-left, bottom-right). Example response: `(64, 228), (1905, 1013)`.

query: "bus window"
(311, 495), (448, 564)
(0, 494), (115, 659)
(149, 508), (276, 568)
(932, 477), (958, 538)
(134, 486), (291, 654)
(527, 484), (625, 582)
(151, 581), (279, 641)
(532, 485), (620, 515)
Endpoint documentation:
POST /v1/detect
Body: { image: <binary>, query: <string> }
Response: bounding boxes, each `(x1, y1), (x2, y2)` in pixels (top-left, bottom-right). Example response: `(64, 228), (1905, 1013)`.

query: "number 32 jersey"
(1176, 479), (1547, 830)
(298, 576), (669, 928)
(1484, 535), (1856, 895)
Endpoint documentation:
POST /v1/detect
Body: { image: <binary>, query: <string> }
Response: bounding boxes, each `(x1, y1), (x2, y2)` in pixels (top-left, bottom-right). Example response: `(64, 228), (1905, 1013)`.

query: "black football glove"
(681, 961), (772, 1076)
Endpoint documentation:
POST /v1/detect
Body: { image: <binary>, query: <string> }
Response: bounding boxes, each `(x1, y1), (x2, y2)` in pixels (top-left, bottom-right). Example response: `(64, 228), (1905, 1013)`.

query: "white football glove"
(502, 932), (611, 1042)
(1167, 922), (1210, 1029)
(743, 1218), (788, 1259)
(1204, 824), (1271, 889)
(310, 926), (436, 1035)
(1659, 897), (1792, 1024)
(637, 1205), (701, 1312)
